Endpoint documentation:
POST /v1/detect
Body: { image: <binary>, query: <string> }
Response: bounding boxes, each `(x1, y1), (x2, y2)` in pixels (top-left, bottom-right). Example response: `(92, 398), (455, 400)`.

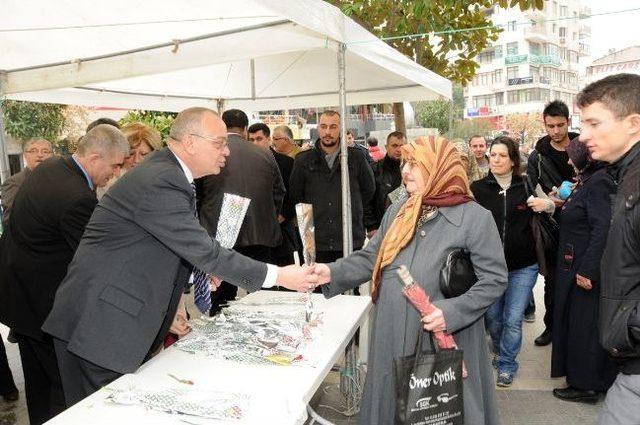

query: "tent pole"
(338, 42), (352, 257)
(0, 76), (11, 183)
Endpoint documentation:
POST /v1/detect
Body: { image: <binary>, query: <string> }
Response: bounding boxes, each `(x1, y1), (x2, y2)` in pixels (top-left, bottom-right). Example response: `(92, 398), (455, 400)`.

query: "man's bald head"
(169, 107), (223, 142)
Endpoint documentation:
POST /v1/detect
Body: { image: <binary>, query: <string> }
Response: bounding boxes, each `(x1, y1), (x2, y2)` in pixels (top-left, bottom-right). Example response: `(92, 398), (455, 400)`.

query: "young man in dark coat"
(526, 100), (579, 346)
(578, 73), (640, 425)
(0, 125), (128, 424)
(289, 111), (375, 263)
(364, 131), (405, 238)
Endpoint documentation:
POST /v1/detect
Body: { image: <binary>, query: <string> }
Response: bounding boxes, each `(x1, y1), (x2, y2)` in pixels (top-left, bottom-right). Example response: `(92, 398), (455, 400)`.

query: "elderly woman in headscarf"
(314, 136), (508, 425)
(451, 138), (484, 182)
(550, 137), (617, 403)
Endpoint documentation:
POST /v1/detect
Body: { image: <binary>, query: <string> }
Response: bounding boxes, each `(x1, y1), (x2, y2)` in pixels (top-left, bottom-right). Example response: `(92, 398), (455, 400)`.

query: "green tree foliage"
(330, 0), (543, 85)
(415, 99), (452, 135)
(1, 100), (67, 146)
(119, 110), (177, 142)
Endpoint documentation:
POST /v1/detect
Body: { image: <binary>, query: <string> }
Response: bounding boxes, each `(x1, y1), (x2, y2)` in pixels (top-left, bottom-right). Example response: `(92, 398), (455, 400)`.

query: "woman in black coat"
(551, 137), (618, 403)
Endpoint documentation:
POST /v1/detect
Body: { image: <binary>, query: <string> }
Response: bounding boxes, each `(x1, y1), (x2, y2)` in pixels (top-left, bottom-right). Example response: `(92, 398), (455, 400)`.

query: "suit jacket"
(0, 156), (97, 340)
(1, 166), (31, 228)
(42, 148), (268, 374)
(196, 134), (285, 248)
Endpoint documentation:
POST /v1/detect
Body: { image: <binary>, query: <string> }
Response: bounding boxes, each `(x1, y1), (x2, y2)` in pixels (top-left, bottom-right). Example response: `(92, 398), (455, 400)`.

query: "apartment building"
(464, 1), (591, 125)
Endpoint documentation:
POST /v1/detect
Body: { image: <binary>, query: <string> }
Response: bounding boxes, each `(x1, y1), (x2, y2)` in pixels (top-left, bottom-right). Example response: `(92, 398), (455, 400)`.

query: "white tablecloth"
(46, 291), (372, 424)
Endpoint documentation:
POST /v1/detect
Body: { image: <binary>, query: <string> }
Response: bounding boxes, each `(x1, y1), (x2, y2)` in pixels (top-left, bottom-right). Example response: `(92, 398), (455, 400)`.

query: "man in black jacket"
(365, 131), (405, 238)
(289, 111), (375, 263)
(526, 100), (579, 346)
(0, 125), (128, 424)
(197, 110), (285, 313)
(577, 73), (640, 425)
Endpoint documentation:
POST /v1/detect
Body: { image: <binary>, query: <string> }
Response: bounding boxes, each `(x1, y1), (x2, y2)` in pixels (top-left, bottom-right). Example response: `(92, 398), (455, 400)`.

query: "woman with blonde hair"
(315, 136), (507, 424)
(97, 122), (162, 198)
(121, 122), (162, 171)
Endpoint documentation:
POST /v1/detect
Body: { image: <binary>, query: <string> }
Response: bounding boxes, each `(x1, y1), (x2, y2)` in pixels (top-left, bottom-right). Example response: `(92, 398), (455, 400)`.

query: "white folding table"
(45, 291), (372, 425)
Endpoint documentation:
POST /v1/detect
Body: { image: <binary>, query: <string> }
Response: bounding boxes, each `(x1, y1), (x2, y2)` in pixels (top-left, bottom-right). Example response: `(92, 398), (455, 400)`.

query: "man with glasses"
(42, 107), (316, 407)
(272, 125), (301, 158)
(1, 138), (53, 227)
(196, 110), (286, 313)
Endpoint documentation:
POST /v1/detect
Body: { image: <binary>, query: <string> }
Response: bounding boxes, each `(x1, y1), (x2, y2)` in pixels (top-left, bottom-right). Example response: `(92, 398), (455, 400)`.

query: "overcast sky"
(582, 0), (640, 62)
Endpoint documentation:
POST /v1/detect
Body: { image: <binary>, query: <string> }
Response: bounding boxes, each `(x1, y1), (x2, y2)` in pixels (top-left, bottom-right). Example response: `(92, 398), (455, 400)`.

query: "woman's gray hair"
(76, 124), (129, 158)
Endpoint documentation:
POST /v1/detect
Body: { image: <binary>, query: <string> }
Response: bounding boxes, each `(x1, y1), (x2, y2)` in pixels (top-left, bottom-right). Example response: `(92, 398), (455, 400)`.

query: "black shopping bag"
(394, 330), (464, 425)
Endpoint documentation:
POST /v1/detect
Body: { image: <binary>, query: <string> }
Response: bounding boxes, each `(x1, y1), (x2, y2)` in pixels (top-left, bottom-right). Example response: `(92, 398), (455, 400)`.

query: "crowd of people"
(0, 73), (638, 425)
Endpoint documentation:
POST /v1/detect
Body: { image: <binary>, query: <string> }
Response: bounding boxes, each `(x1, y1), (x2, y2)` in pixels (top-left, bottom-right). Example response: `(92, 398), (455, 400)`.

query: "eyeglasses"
(189, 133), (228, 149)
(25, 149), (53, 155)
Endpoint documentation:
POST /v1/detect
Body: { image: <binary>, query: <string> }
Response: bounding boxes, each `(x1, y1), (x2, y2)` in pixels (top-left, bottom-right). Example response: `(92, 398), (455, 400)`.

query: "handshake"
(275, 264), (332, 292)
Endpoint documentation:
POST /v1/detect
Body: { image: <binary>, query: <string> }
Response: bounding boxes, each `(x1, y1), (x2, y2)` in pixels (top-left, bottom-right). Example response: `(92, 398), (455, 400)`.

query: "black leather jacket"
(599, 142), (640, 373)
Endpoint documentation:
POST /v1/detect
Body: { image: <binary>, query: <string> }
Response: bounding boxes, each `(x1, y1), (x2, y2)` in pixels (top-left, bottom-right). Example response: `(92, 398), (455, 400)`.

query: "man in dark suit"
(0, 125), (129, 425)
(248, 122), (296, 267)
(42, 108), (315, 407)
(196, 110), (285, 313)
(1, 137), (53, 403)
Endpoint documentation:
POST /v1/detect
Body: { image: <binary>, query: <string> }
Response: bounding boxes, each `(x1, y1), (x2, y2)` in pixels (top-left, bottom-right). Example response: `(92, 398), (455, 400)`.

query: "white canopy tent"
(1, 0), (451, 111)
(0, 0), (452, 255)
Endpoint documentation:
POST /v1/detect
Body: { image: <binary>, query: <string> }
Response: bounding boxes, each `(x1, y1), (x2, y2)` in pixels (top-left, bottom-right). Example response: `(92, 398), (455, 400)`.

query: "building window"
(507, 66), (519, 79)
(529, 42), (541, 55)
(495, 45), (503, 58)
(473, 95), (495, 108)
(559, 27), (566, 37)
(507, 21), (517, 31)
(507, 42), (519, 55)
(496, 92), (504, 105)
(493, 69), (503, 84)
(477, 50), (496, 64)
(560, 5), (568, 17)
(508, 90), (519, 104)
(552, 23), (557, 34)
(530, 65), (540, 80)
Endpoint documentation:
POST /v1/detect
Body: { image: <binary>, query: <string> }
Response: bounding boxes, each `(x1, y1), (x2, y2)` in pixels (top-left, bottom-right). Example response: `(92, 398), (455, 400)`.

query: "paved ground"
(1, 276), (602, 424)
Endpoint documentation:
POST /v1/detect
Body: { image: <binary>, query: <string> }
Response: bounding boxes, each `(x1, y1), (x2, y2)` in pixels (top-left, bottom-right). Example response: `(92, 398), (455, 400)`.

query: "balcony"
(505, 54), (529, 65)
(508, 76), (534, 86)
(505, 54), (561, 67)
(524, 23), (548, 43)
(530, 54), (562, 66)
(506, 76), (551, 86)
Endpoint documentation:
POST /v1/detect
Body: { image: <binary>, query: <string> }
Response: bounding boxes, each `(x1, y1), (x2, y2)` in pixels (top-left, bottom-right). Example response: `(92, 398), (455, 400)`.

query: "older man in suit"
(1, 137), (53, 227)
(43, 107), (316, 407)
(196, 110), (285, 313)
(0, 125), (128, 425)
